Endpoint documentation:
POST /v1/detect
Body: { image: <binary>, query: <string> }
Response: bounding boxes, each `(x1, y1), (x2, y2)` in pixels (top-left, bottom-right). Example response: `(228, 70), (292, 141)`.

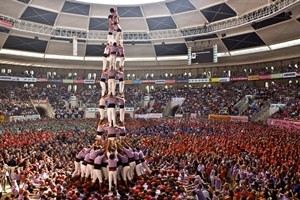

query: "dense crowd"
(0, 88), (38, 117)
(0, 118), (299, 199)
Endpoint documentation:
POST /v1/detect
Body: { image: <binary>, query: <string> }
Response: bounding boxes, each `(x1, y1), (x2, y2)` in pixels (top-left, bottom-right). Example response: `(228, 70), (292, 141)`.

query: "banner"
(219, 77), (230, 82)
(135, 113), (163, 119)
(18, 77), (37, 82)
(271, 74), (282, 79)
(0, 115), (4, 123)
(84, 79), (95, 84)
(63, 79), (74, 83)
(165, 80), (176, 84)
(37, 78), (48, 82)
(230, 77), (248, 81)
(0, 19), (13, 28)
(125, 80), (133, 85)
(48, 79), (63, 83)
(209, 115), (248, 122)
(188, 78), (209, 83)
(9, 114), (40, 122)
(155, 80), (165, 84)
(172, 97), (185, 102)
(142, 80), (155, 83)
(0, 76), (11, 81)
(74, 80), (84, 84)
(211, 78), (220, 82)
(267, 118), (300, 129)
(282, 72), (296, 78)
(132, 80), (141, 85)
(248, 75), (260, 81)
(176, 79), (189, 83)
(32, 99), (48, 104)
(259, 75), (271, 80)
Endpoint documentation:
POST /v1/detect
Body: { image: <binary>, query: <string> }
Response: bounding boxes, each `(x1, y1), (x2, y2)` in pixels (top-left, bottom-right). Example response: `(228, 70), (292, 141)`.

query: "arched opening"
(36, 107), (47, 118)
(169, 105), (180, 117)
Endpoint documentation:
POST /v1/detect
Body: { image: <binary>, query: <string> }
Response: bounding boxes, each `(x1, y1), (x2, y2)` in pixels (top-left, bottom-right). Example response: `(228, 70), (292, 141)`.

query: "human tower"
(72, 7), (151, 193)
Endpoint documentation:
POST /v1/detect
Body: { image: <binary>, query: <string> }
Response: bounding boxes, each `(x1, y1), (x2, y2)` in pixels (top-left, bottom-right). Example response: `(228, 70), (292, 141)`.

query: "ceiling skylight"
(74, 0), (166, 5)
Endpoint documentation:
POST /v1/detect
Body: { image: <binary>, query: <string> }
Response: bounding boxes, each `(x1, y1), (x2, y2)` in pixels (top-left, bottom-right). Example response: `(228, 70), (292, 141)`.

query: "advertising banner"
(63, 79), (74, 84)
(165, 80), (176, 84)
(219, 77), (230, 82)
(135, 113), (163, 119)
(209, 115), (248, 122)
(155, 80), (165, 84)
(18, 77), (37, 82)
(48, 79), (63, 83)
(211, 78), (220, 82)
(282, 72), (296, 78)
(267, 118), (300, 129)
(188, 78), (209, 83)
(0, 76), (12, 81)
(37, 78), (48, 82)
(0, 115), (4, 123)
(230, 77), (248, 81)
(176, 79), (189, 83)
(74, 80), (84, 84)
(271, 74), (282, 79)
(248, 75), (260, 81)
(84, 79), (95, 84)
(0, 19), (13, 28)
(259, 75), (271, 80)
(125, 80), (133, 85)
(142, 80), (155, 83)
(132, 79), (141, 85)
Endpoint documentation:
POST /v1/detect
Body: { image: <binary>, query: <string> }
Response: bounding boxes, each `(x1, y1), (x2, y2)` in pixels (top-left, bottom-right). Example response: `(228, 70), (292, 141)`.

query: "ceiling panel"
(221, 32), (265, 50)
(30, 0), (65, 12)
(17, 0), (30, 4)
(119, 18), (148, 31)
(46, 41), (85, 56)
(20, 6), (58, 26)
(86, 44), (105, 56)
(142, 3), (170, 17)
(201, 3), (237, 23)
(3, 35), (48, 53)
(227, 0), (269, 15)
(154, 43), (187, 56)
(89, 4), (111, 17)
(257, 20), (300, 45)
(117, 6), (143, 17)
(56, 13), (89, 29)
(0, 0), (27, 19)
(146, 16), (177, 30)
(0, 33), (9, 49)
(166, 0), (196, 14)
(252, 12), (292, 30)
(89, 18), (108, 30)
(61, 1), (90, 16)
(172, 11), (206, 28)
(123, 44), (155, 57)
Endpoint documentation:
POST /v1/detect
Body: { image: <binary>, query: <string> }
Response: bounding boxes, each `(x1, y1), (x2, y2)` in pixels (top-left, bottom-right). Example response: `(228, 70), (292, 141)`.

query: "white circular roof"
(74, 0), (166, 5)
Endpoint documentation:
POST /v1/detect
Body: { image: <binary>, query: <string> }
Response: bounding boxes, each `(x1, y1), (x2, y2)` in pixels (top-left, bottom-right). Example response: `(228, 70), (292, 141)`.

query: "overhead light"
(217, 52), (231, 57)
(269, 38), (300, 50)
(74, 0), (166, 5)
(157, 55), (187, 61)
(0, 49), (44, 58)
(230, 46), (270, 56)
(45, 54), (84, 60)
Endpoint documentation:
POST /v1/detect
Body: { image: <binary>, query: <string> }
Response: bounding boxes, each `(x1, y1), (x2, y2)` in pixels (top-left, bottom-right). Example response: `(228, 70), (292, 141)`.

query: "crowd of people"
(0, 87), (38, 117)
(0, 118), (299, 199)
